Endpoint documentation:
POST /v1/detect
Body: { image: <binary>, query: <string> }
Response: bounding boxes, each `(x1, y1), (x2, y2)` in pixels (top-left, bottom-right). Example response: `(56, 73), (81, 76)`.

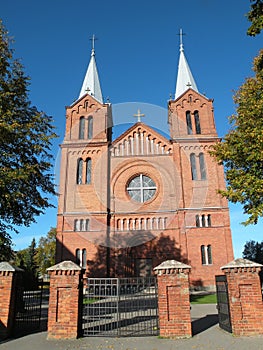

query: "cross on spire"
(133, 109), (145, 123)
(90, 34), (98, 55)
(178, 28), (186, 51)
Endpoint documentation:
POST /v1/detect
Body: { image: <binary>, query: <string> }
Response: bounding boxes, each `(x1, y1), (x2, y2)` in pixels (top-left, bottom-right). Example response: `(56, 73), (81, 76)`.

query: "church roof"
(175, 29), (198, 99)
(78, 35), (103, 104)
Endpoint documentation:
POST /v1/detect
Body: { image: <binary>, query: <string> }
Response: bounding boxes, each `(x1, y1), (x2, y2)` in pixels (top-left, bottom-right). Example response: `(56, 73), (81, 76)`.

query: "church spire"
(79, 34), (103, 103)
(174, 29), (198, 99)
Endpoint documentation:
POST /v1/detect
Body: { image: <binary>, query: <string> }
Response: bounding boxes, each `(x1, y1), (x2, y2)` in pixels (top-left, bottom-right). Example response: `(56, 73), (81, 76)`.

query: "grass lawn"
(190, 293), (217, 304)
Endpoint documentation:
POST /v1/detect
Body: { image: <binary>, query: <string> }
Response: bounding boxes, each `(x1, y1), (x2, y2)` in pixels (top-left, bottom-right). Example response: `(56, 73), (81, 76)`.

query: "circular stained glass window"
(127, 174), (156, 203)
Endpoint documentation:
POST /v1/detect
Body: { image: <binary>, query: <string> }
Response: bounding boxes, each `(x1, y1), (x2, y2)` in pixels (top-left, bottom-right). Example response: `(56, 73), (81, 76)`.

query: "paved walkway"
(1, 304), (263, 350)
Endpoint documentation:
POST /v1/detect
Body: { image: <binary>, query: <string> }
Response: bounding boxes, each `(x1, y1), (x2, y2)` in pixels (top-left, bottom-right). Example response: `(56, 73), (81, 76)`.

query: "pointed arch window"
(79, 117), (85, 139)
(87, 116), (93, 139)
(186, 111), (192, 135)
(194, 110), (201, 134)
(190, 153), (197, 180)
(76, 159), (83, 184)
(85, 219), (90, 231)
(82, 249), (87, 268)
(199, 153), (207, 180)
(207, 245), (212, 264)
(201, 245), (212, 265)
(85, 158), (91, 184)
(76, 249), (81, 265)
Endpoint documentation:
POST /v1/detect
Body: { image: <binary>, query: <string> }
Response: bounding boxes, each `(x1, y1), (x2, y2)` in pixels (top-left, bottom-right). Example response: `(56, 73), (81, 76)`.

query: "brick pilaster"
(47, 261), (83, 339)
(154, 260), (192, 338)
(221, 258), (263, 336)
(0, 262), (23, 340)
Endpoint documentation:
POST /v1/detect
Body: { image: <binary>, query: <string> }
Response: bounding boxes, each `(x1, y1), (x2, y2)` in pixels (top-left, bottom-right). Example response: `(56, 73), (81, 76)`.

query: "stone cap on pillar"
(47, 260), (82, 273)
(221, 258), (263, 273)
(0, 262), (24, 272)
(154, 260), (191, 275)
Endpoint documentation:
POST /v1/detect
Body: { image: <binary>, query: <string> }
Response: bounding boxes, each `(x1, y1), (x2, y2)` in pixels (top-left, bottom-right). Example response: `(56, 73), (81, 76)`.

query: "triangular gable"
(111, 122), (172, 157)
(68, 92), (104, 110)
(174, 87), (210, 103)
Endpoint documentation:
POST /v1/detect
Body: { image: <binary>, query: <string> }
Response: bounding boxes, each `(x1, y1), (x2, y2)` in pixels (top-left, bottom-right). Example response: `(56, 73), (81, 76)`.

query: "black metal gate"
(13, 282), (48, 336)
(215, 275), (232, 333)
(82, 277), (159, 337)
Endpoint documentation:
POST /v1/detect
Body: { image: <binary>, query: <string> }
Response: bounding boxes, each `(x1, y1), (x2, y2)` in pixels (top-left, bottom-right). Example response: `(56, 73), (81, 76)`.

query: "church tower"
(56, 37), (112, 272)
(168, 30), (234, 287)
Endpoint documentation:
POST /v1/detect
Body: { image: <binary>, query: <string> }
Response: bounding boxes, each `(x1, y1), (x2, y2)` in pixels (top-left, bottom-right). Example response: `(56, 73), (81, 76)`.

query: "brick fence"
(221, 258), (263, 336)
(0, 262), (23, 340)
(1, 258), (263, 340)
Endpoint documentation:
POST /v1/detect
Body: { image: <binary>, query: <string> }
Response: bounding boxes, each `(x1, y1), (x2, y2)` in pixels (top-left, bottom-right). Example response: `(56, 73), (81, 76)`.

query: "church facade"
(56, 35), (234, 290)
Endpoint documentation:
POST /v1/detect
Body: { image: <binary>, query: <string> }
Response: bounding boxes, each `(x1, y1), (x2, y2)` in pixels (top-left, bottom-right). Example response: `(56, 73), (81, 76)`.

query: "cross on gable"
(133, 109), (145, 123)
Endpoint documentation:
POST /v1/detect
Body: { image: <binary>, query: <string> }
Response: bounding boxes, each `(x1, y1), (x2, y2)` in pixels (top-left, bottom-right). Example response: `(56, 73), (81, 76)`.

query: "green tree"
(210, 2), (263, 225)
(243, 240), (263, 263)
(0, 19), (57, 257)
(211, 50), (263, 225)
(243, 239), (263, 283)
(247, 0), (263, 36)
(35, 227), (56, 276)
(15, 238), (38, 290)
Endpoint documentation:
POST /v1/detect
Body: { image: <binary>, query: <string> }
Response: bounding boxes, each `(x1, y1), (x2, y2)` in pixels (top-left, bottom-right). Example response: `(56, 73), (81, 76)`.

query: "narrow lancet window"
(186, 111), (192, 135)
(87, 116), (93, 139)
(86, 158), (91, 184)
(76, 159), (83, 184)
(199, 153), (207, 180)
(79, 117), (85, 139)
(194, 110), (201, 134)
(190, 153), (197, 180)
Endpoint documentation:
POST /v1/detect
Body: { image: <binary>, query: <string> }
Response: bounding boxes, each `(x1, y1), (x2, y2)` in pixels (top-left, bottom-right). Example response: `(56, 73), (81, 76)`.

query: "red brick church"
(56, 33), (234, 290)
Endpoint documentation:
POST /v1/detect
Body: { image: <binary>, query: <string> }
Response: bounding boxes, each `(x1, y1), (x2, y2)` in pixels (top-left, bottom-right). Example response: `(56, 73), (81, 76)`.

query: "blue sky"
(1, 0), (262, 258)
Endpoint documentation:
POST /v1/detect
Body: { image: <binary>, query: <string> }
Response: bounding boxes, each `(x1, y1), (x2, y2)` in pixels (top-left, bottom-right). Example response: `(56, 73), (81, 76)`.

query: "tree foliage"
(0, 19), (57, 250)
(243, 239), (263, 264)
(210, 50), (263, 225)
(35, 227), (56, 276)
(15, 238), (38, 290)
(247, 0), (263, 36)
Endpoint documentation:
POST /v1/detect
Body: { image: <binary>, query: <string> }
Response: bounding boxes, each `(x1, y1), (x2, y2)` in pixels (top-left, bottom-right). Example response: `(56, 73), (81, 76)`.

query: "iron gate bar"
(215, 275), (232, 333)
(82, 277), (159, 337)
(14, 287), (43, 336)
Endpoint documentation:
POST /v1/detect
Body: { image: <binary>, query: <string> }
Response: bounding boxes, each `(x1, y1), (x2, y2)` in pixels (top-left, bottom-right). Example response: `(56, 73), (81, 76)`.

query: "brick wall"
(154, 260), (192, 338)
(0, 262), (23, 340)
(47, 261), (83, 339)
(222, 258), (263, 336)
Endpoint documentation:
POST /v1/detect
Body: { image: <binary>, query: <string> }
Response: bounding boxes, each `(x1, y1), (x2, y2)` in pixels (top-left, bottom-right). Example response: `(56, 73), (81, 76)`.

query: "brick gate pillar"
(154, 260), (192, 338)
(0, 262), (24, 340)
(221, 258), (263, 336)
(47, 261), (83, 339)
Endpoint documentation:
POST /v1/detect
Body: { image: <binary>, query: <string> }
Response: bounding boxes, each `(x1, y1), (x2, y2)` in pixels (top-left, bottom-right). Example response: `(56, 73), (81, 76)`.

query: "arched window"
(207, 214), (211, 227)
(85, 219), (90, 231)
(201, 245), (212, 265)
(76, 249), (81, 265)
(201, 245), (206, 265)
(196, 215), (200, 227)
(85, 158), (91, 184)
(199, 153), (207, 180)
(80, 219), (84, 231)
(190, 153), (197, 180)
(87, 116), (93, 139)
(76, 159), (83, 184)
(186, 111), (192, 135)
(194, 110), (201, 134)
(74, 219), (78, 231)
(79, 117), (85, 139)
(82, 249), (87, 268)
(207, 245), (212, 264)
(201, 214), (206, 227)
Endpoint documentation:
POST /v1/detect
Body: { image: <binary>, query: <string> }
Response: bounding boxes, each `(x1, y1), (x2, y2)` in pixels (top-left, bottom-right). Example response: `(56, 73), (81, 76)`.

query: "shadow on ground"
(192, 314), (219, 335)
